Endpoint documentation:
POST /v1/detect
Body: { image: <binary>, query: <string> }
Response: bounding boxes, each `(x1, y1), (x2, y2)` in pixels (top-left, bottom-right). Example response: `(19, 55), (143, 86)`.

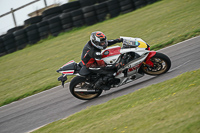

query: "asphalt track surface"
(0, 36), (200, 133)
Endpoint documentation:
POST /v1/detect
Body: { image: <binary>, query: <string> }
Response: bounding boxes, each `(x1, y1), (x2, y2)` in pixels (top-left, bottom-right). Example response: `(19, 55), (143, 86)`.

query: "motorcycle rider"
(80, 31), (123, 90)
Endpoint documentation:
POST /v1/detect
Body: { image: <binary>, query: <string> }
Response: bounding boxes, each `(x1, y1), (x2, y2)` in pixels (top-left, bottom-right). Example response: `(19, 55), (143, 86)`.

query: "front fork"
(144, 51), (156, 67)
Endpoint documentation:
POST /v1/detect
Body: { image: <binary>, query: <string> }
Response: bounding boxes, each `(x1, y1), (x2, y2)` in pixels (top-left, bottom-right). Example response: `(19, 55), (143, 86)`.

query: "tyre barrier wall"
(0, 0), (158, 57)
(37, 20), (50, 39)
(48, 16), (63, 36)
(62, 1), (81, 13)
(106, 0), (120, 18)
(2, 33), (17, 54)
(95, 2), (108, 22)
(0, 37), (6, 56)
(25, 24), (40, 45)
(60, 13), (73, 32)
(82, 5), (97, 26)
(14, 29), (28, 50)
(71, 9), (85, 27)
(42, 6), (62, 21)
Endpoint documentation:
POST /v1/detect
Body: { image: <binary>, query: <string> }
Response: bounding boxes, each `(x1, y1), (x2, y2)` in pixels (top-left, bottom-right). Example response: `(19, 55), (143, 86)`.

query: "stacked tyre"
(13, 29), (28, 50)
(7, 26), (24, 34)
(82, 5), (97, 26)
(106, 0), (120, 18)
(2, 33), (17, 54)
(132, 0), (147, 9)
(61, 1), (81, 13)
(60, 13), (73, 32)
(97, 0), (108, 3)
(48, 16), (63, 36)
(95, 2), (108, 22)
(24, 16), (42, 26)
(0, 37), (6, 56)
(71, 9), (85, 27)
(146, 0), (158, 4)
(42, 6), (62, 20)
(25, 24), (40, 44)
(79, 0), (97, 7)
(37, 20), (50, 39)
(118, 0), (135, 14)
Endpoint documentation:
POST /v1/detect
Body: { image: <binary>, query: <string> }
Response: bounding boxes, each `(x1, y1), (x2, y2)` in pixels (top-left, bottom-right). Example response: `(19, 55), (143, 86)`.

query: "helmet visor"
(94, 39), (108, 48)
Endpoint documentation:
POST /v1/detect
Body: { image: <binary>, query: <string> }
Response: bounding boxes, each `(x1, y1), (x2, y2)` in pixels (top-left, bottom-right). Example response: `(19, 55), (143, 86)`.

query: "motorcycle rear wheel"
(69, 76), (102, 100)
(142, 52), (171, 75)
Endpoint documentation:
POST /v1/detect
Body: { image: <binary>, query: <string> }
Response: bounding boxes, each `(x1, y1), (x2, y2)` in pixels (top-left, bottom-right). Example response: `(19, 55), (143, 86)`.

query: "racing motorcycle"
(57, 37), (171, 100)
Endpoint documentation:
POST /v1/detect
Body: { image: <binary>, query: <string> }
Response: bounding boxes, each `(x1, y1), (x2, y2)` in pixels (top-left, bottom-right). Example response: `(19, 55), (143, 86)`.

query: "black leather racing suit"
(80, 39), (123, 90)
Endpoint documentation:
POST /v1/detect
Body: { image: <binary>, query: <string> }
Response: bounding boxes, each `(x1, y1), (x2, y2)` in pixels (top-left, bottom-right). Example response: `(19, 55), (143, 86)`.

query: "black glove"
(116, 38), (123, 42)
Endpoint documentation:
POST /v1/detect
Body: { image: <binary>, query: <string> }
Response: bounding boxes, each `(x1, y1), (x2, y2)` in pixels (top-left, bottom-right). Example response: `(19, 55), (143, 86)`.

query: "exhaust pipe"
(74, 88), (99, 93)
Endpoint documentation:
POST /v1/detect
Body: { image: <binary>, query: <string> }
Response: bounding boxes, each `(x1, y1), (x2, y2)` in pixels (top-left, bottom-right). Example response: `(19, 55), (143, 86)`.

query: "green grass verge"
(0, 0), (200, 106)
(32, 69), (200, 133)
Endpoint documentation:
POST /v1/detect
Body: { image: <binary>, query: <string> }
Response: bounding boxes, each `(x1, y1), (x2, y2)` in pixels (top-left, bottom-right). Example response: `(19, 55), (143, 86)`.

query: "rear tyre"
(142, 52), (171, 75)
(70, 76), (102, 100)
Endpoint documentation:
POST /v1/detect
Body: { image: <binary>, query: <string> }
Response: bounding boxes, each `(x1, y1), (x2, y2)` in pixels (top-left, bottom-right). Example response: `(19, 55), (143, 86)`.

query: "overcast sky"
(0, 0), (68, 35)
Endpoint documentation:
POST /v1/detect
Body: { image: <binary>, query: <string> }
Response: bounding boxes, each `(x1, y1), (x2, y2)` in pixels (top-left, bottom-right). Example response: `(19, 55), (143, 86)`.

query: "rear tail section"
(57, 60), (77, 75)
(56, 60), (80, 87)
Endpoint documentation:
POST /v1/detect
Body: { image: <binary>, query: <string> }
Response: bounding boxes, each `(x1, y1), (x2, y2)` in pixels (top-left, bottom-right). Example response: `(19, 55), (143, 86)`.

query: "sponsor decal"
(128, 62), (142, 72)
(116, 62), (143, 76)
(62, 70), (74, 75)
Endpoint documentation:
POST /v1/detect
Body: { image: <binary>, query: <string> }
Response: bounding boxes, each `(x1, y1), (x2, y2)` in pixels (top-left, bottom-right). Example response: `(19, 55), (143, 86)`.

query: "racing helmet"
(90, 31), (108, 50)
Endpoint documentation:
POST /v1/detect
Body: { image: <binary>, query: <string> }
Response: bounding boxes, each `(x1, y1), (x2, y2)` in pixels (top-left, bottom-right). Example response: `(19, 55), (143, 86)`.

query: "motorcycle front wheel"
(142, 52), (171, 75)
(69, 76), (102, 100)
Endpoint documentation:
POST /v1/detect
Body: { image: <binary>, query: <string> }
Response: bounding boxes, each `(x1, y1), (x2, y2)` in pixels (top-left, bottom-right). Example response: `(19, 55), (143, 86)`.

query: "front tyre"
(142, 52), (171, 75)
(69, 76), (102, 100)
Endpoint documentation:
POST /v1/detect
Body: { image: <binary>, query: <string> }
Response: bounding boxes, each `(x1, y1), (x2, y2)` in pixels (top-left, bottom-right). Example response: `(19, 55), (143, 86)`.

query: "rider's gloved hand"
(116, 38), (123, 42)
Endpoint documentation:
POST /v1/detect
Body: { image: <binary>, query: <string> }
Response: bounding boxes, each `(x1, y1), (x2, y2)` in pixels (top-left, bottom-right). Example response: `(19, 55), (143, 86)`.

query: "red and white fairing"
(101, 46), (121, 64)
(101, 37), (153, 84)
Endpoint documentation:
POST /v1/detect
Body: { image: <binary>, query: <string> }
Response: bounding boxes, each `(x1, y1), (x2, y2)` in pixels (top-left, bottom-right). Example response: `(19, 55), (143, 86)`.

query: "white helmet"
(90, 31), (108, 50)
